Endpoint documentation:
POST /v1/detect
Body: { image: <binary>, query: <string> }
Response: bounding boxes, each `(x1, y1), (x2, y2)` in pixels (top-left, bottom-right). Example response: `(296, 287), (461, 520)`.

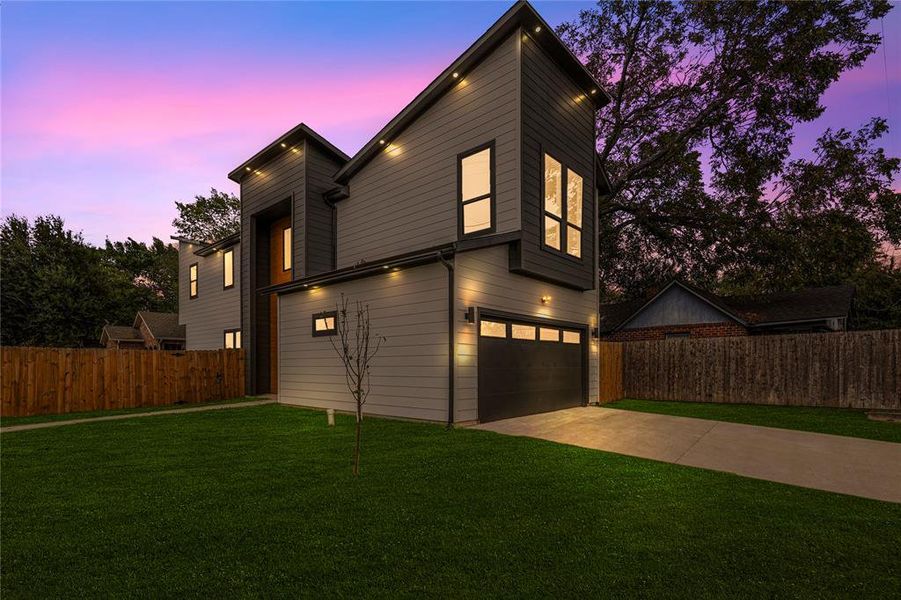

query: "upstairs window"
(189, 263), (198, 298)
(459, 142), (494, 236)
(543, 153), (584, 259)
(223, 249), (234, 289)
(224, 329), (242, 349)
(312, 311), (337, 337)
(282, 226), (292, 271)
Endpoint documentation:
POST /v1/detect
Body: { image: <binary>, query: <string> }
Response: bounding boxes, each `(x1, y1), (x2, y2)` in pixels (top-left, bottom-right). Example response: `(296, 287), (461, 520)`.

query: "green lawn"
(0, 397), (261, 427)
(607, 399), (901, 443)
(2, 405), (899, 598)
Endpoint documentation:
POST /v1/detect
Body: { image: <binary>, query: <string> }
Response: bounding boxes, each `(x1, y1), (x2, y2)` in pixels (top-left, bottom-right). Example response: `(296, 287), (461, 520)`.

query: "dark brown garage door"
(478, 316), (585, 422)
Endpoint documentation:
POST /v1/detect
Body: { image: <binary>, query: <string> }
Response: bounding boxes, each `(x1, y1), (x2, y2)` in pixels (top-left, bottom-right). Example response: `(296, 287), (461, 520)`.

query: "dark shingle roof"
(136, 312), (186, 341)
(599, 282), (855, 333)
(723, 286), (856, 325)
(102, 325), (142, 341)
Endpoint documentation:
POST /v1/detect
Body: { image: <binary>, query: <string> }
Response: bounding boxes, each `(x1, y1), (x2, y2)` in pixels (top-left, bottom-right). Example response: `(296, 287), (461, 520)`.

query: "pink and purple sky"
(2, 1), (899, 245)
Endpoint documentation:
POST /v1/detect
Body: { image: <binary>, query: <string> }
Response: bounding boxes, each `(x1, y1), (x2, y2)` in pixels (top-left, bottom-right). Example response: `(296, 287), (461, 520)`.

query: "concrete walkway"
(0, 399), (276, 433)
(474, 407), (901, 503)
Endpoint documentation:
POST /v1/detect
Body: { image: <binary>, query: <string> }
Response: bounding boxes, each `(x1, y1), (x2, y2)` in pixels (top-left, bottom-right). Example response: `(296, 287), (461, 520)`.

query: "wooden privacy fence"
(1, 347), (245, 418)
(598, 329), (900, 409)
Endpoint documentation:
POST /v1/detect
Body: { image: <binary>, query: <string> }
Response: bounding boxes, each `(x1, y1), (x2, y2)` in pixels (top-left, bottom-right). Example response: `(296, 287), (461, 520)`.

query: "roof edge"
(614, 279), (749, 332)
(228, 123), (350, 183)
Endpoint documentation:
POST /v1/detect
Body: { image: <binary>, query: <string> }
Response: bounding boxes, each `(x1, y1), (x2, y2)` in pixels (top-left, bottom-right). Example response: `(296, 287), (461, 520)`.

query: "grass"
(0, 397), (261, 427)
(2, 405), (899, 598)
(607, 399), (901, 443)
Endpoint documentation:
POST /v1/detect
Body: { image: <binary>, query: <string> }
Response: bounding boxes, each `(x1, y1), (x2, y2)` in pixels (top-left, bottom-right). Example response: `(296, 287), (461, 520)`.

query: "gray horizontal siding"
(178, 242), (241, 350)
(337, 31), (521, 268)
(626, 286), (734, 329)
(305, 144), (342, 276)
(454, 245), (598, 422)
(278, 262), (449, 421)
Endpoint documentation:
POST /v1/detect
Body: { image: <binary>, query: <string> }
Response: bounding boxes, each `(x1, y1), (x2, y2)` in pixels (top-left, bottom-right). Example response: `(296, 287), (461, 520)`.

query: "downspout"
(437, 251), (455, 429)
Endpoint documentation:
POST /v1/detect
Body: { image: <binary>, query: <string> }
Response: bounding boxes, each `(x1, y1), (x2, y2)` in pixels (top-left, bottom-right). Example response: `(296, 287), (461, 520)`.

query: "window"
(543, 153), (584, 259)
(312, 311), (337, 337)
(459, 143), (494, 236)
(539, 327), (560, 342)
(224, 329), (242, 349)
(223, 249), (234, 289)
(189, 263), (198, 298)
(511, 324), (536, 340)
(282, 226), (292, 271)
(480, 320), (506, 338)
(562, 330), (581, 344)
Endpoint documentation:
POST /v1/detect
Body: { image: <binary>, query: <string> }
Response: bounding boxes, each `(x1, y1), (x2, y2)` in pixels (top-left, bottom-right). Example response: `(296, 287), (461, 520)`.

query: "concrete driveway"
(473, 407), (901, 503)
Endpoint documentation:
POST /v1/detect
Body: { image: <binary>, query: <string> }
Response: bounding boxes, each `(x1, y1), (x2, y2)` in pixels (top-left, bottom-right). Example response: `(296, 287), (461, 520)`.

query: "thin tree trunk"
(353, 392), (362, 476)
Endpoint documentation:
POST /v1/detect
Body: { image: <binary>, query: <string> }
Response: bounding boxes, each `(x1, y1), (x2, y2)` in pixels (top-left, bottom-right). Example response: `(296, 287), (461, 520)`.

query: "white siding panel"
(454, 245), (599, 422)
(337, 32), (521, 268)
(278, 262), (449, 421)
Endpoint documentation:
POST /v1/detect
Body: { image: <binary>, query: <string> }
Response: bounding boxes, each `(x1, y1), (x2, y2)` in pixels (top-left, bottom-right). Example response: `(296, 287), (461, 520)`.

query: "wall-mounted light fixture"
(540, 295), (552, 305)
(591, 327), (599, 339)
(464, 307), (475, 323)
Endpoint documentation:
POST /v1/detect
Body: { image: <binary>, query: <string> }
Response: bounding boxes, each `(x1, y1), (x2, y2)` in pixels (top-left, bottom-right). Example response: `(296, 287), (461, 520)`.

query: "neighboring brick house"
(100, 311), (186, 350)
(599, 280), (855, 342)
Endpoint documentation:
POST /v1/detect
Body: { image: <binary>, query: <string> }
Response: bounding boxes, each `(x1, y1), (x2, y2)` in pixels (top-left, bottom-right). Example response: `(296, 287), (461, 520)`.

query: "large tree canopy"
(172, 187), (240, 243)
(558, 0), (897, 296)
(0, 215), (178, 347)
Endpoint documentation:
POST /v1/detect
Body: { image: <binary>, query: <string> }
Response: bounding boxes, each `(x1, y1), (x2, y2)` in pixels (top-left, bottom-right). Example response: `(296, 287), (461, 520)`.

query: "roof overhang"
(228, 123), (350, 183)
(333, 0), (611, 185)
(194, 232), (240, 257)
(614, 279), (749, 332)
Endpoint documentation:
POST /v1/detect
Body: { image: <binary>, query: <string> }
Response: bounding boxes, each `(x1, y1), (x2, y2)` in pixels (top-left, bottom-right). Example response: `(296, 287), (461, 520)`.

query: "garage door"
(477, 316), (585, 422)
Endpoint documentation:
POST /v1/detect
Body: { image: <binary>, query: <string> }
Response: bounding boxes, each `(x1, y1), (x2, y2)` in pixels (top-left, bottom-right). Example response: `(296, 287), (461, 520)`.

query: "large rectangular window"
(459, 142), (494, 236)
(312, 311), (337, 337)
(543, 153), (584, 259)
(223, 249), (234, 289)
(189, 263), (198, 299)
(282, 226), (292, 271)
(224, 329), (242, 349)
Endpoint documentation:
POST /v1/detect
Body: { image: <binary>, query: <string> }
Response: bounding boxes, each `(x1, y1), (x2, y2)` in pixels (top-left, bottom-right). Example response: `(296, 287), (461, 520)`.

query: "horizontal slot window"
(562, 330), (581, 344)
(539, 327), (560, 342)
(511, 324), (536, 340)
(480, 320), (507, 338)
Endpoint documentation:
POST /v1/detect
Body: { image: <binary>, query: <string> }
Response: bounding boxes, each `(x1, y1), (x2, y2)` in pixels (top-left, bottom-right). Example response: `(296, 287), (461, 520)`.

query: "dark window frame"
(312, 310), (338, 337)
(282, 225), (292, 272)
(457, 140), (497, 240)
(223, 248), (235, 290)
(539, 149), (585, 264)
(224, 328), (242, 349)
(189, 262), (199, 299)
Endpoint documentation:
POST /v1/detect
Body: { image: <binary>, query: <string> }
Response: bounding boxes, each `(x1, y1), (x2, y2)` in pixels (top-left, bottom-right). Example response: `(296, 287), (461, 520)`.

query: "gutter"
(436, 251), (455, 429)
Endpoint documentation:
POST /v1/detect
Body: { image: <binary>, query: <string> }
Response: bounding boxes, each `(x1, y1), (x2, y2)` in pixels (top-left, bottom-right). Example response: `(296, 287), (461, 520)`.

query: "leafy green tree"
(558, 0), (894, 297)
(172, 187), (240, 242)
(104, 237), (178, 313)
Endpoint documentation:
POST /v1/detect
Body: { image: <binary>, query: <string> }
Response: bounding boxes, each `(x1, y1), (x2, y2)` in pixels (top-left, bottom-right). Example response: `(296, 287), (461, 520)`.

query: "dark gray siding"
(625, 286), (736, 329)
(516, 31), (596, 290)
(305, 143), (343, 275)
(336, 31), (521, 269)
(455, 245), (598, 422)
(177, 241), (241, 350)
(278, 263), (449, 421)
(240, 144), (306, 393)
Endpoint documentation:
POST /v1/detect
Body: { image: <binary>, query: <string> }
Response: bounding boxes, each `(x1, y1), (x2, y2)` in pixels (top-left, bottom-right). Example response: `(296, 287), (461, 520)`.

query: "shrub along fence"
(1, 347), (245, 418)
(598, 329), (900, 409)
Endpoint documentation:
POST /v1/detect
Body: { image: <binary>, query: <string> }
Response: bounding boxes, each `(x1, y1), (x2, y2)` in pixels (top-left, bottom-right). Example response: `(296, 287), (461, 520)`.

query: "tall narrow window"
(189, 263), (198, 298)
(543, 153), (584, 259)
(224, 329), (242, 349)
(282, 226), (292, 271)
(566, 169), (583, 258)
(223, 249), (234, 289)
(459, 143), (494, 236)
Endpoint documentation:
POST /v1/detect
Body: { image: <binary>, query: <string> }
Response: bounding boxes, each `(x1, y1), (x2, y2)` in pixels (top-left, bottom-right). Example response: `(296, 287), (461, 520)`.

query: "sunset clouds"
(2, 1), (898, 244)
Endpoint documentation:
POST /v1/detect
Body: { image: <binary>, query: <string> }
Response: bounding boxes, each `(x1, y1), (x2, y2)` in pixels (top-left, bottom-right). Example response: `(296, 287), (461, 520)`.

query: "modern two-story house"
(184, 1), (611, 423)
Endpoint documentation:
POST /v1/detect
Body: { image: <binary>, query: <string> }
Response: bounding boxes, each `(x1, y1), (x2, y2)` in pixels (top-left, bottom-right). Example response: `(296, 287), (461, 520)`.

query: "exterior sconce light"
(464, 307), (475, 323)
(540, 295), (552, 305)
(591, 327), (599, 338)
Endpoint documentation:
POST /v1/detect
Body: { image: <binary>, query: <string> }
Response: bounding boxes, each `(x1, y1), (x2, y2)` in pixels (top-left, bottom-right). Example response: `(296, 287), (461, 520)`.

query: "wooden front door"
(269, 216), (293, 394)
